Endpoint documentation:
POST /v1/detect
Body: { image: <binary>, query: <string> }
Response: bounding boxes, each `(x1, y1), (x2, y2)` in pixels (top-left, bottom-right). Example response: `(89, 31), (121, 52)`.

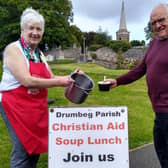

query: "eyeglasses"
(151, 17), (168, 26)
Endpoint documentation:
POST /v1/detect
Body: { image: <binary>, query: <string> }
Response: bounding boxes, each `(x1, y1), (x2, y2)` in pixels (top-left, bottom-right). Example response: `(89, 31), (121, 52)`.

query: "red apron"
(1, 61), (51, 154)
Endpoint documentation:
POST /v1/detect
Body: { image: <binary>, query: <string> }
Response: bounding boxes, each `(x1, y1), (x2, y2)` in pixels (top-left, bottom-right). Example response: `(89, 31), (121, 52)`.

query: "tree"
(95, 31), (111, 45)
(41, 0), (74, 49)
(83, 31), (111, 48)
(130, 40), (145, 47)
(144, 21), (154, 42)
(0, 0), (74, 51)
(70, 25), (83, 47)
(84, 31), (97, 47)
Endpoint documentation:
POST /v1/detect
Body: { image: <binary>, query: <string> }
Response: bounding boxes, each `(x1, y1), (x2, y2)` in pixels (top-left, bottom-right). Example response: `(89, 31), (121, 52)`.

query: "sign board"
(48, 106), (129, 168)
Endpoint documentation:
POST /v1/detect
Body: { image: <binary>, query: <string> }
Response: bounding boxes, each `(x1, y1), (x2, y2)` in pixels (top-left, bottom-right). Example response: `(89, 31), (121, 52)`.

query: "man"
(106, 3), (168, 168)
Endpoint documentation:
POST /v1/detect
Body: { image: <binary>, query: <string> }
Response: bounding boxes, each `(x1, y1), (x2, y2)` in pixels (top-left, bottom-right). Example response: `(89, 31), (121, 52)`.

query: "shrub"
(88, 44), (103, 51)
(108, 40), (131, 52)
(90, 53), (97, 60)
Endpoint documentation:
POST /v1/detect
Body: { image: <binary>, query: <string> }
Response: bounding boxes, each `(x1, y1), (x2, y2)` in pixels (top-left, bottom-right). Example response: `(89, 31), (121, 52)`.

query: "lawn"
(0, 62), (154, 167)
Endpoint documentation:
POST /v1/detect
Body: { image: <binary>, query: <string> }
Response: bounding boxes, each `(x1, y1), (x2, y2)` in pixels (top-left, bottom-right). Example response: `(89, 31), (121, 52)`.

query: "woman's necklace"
(19, 37), (42, 63)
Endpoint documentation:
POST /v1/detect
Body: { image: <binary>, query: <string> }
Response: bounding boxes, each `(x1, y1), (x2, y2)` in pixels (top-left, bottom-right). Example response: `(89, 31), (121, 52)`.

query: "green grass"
(49, 63), (154, 147)
(0, 62), (154, 167)
(48, 58), (76, 64)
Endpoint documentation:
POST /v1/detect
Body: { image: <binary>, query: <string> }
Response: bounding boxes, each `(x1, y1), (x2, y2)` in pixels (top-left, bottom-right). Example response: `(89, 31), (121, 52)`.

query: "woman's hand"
(74, 68), (84, 75)
(55, 76), (74, 87)
(52, 68), (84, 87)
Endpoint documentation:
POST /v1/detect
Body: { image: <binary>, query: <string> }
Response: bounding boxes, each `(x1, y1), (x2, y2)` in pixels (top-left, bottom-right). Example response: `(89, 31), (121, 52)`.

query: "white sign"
(48, 106), (129, 168)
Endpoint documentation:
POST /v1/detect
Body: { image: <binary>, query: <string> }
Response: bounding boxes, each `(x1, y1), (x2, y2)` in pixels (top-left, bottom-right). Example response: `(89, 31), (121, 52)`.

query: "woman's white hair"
(20, 7), (45, 33)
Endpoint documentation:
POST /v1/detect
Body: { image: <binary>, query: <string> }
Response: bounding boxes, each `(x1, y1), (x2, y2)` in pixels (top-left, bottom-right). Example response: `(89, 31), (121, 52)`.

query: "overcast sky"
(71, 0), (168, 42)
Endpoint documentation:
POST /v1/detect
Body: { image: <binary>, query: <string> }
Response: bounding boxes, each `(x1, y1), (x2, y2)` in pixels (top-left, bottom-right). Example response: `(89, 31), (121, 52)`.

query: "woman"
(0, 7), (78, 168)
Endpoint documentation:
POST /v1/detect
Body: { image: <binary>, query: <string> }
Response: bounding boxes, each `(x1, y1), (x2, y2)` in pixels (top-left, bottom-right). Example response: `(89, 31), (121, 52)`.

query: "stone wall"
(63, 48), (81, 59)
(124, 46), (146, 59)
(45, 46), (147, 69)
(45, 47), (81, 61)
(89, 47), (117, 68)
(92, 46), (147, 69)
(96, 47), (117, 62)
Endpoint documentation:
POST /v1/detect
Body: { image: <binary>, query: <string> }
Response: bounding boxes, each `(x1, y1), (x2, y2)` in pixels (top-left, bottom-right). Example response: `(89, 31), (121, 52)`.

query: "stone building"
(116, 0), (130, 41)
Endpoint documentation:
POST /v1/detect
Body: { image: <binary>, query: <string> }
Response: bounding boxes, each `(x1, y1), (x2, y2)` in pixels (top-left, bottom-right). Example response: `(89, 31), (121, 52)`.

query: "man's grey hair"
(20, 7), (45, 33)
(163, 4), (168, 15)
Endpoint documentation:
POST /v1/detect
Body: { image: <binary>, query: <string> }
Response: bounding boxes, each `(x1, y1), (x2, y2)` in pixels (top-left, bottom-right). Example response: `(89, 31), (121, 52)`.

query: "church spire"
(119, 0), (127, 30)
(116, 0), (130, 41)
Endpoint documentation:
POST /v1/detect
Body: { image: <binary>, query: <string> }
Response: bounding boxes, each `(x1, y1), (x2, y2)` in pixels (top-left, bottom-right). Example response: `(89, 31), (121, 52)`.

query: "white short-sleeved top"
(0, 40), (29, 93)
(0, 40), (49, 102)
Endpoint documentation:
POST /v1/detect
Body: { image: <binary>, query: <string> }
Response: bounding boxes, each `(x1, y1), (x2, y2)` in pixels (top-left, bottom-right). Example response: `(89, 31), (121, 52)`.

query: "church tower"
(116, 0), (130, 41)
